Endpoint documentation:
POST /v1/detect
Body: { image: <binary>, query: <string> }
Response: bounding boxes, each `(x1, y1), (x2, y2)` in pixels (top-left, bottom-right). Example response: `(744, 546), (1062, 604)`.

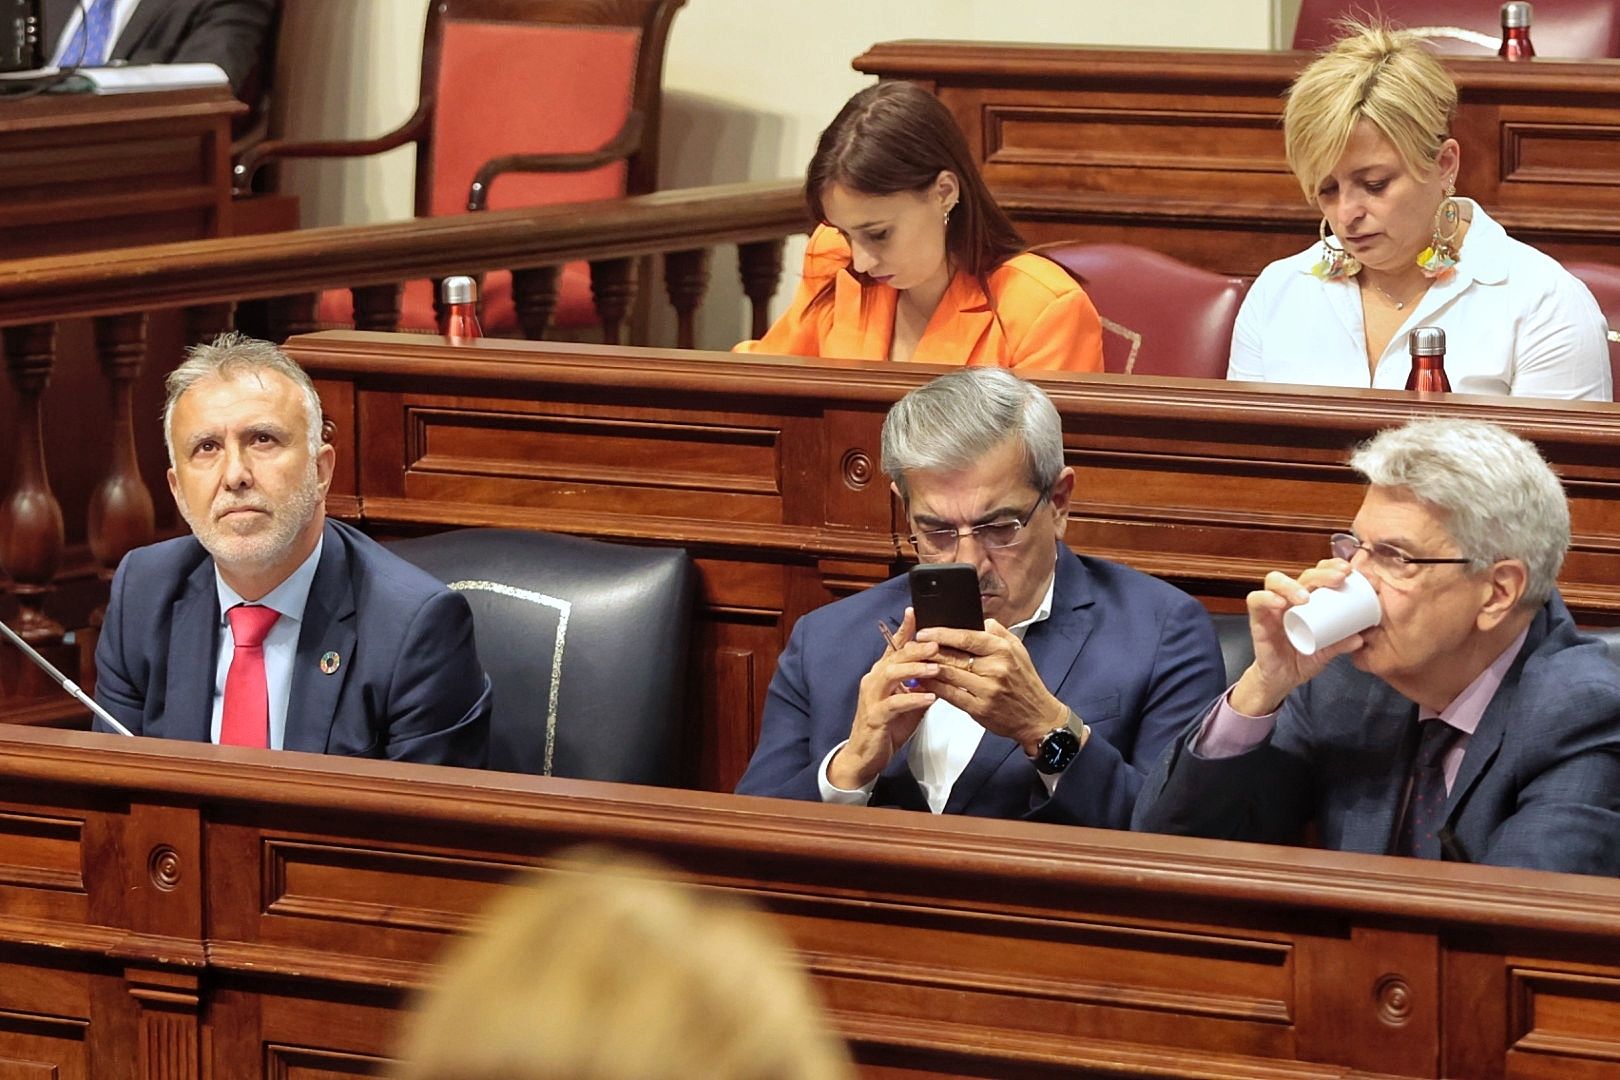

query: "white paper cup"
(1283, 570), (1381, 656)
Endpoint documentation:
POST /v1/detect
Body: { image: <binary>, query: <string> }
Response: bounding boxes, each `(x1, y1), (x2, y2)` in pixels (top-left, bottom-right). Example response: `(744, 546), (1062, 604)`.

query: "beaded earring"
(1310, 216), (1360, 281)
(1417, 180), (1461, 280)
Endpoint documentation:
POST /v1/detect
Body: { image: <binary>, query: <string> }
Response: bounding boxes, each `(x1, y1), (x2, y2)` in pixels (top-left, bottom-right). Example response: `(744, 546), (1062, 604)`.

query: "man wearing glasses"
(1135, 418), (1620, 876)
(736, 368), (1225, 827)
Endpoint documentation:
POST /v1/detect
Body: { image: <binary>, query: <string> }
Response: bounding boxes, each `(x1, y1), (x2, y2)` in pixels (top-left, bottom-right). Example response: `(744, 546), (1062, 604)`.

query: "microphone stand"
(0, 619), (134, 737)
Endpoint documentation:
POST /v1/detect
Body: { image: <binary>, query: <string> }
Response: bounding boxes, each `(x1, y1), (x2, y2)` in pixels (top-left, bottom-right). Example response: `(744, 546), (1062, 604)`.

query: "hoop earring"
(1310, 216), (1360, 281)
(1417, 193), (1461, 280)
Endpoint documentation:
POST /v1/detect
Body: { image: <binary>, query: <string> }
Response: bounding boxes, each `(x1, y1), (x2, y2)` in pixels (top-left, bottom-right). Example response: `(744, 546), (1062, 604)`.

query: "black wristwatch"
(1033, 714), (1085, 775)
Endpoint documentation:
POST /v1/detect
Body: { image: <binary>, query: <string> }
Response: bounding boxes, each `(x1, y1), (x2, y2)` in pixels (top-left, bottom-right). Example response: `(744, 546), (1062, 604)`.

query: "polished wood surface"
(284, 333), (1620, 792)
(0, 723), (1618, 1079)
(853, 42), (1620, 276)
(0, 179), (804, 324)
(0, 87), (243, 259)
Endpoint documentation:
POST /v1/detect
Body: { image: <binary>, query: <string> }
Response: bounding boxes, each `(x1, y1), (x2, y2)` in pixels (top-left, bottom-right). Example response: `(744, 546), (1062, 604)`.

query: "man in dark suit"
(1134, 419), (1620, 876)
(736, 367), (1225, 827)
(94, 333), (491, 767)
(44, 0), (273, 97)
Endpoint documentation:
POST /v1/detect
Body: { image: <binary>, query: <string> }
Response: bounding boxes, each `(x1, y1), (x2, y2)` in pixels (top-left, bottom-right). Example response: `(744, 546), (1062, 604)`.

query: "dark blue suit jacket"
(94, 519), (491, 767)
(1133, 594), (1620, 876)
(736, 549), (1225, 828)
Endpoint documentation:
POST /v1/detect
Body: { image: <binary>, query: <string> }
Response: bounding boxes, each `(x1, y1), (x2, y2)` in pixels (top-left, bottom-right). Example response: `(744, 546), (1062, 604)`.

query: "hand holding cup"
(1229, 559), (1380, 716)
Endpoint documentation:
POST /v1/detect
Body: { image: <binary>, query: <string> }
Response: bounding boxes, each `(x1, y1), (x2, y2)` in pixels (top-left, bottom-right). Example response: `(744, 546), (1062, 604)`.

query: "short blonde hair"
(1283, 22), (1457, 201)
(392, 848), (854, 1080)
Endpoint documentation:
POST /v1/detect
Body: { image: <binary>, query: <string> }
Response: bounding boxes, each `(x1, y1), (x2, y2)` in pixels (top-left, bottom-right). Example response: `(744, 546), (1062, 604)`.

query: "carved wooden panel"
(0, 728), (1618, 1077)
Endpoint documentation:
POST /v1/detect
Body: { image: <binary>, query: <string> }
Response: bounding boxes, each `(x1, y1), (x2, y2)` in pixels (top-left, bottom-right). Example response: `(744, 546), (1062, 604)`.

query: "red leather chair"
(1033, 243), (1251, 379)
(1292, 0), (1620, 57)
(1565, 262), (1620, 393)
(237, 0), (686, 338)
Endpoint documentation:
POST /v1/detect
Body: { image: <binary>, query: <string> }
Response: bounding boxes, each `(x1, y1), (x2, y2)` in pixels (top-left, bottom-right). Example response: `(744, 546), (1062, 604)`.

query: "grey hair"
(880, 367), (1063, 499)
(163, 333), (323, 467)
(1349, 418), (1569, 607)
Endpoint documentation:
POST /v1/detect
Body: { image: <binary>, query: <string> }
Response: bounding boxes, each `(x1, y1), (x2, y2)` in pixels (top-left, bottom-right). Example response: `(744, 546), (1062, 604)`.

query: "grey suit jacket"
(1133, 594), (1620, 876)
(44, 0), (274, 92)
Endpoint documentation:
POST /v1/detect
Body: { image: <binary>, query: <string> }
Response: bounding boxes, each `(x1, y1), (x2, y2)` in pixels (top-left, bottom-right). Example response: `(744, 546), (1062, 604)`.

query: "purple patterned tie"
(59, 0), (118, 68)
(1396, 718), (1462, 859)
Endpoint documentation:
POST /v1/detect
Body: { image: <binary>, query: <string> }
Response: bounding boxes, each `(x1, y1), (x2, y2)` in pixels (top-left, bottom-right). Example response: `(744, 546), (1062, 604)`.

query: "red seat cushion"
(1035, 243), (1250, 378)
(1292, 0), (1620, 57)
(319, 21), (644, 337)
(429, 21), (639, 216)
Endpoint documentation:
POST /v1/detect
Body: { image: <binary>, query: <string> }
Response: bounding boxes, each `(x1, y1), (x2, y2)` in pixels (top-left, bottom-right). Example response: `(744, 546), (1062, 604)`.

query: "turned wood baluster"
(184, 302), (237, 351)
(87, 314), (156, 620)
(351, 284), (403, 332)
(512, 266), (560, 340)
(589, 257), (637, 346)
(0, 323), (66, 645)
(737, 238), (786, 340)
(663, 249), (711, 350)
(264, 293), (320, 343)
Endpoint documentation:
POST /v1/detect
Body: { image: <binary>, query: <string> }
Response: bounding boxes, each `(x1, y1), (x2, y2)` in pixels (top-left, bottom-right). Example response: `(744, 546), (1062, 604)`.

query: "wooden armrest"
(465, 111), (646, 211)
(233, 107), (432, 195)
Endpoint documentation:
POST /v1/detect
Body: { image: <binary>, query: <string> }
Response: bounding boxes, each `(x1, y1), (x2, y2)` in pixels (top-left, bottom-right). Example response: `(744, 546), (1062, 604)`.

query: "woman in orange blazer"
(736, 83), (1103, 372)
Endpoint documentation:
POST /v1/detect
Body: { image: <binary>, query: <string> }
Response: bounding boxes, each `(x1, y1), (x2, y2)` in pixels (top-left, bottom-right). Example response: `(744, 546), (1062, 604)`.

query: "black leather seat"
(388, 528), (695, 783)
(1211, 613), (1254, 686)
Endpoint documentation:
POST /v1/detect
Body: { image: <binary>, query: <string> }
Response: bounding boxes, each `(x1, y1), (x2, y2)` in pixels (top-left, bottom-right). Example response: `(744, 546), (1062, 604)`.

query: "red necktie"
(221, 604), (281, 748)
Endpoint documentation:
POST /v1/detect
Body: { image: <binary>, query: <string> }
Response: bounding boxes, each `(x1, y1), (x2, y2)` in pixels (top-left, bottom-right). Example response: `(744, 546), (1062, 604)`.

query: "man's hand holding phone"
(826, 607), (940, 790)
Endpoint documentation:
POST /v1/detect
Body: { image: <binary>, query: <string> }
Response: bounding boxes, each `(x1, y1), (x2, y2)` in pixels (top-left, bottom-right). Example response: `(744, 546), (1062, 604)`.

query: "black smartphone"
(909, 563), (984, 630)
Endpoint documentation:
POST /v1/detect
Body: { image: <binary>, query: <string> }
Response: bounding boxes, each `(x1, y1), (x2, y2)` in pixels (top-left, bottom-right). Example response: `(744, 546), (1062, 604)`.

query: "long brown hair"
(805, 81), (1025, 310)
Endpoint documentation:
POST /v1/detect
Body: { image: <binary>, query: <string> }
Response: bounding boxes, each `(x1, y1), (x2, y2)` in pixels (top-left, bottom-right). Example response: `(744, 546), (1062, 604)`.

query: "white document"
(53, 62), (229, 93)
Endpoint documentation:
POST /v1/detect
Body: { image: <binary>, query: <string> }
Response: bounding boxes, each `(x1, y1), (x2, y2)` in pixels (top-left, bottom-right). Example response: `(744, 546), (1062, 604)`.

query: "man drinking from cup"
(1134, 418), (1620, 876)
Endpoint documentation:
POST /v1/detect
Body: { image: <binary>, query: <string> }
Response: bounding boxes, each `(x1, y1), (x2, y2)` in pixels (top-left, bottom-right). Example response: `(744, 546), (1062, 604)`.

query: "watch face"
(1035, 725), (1081, 774)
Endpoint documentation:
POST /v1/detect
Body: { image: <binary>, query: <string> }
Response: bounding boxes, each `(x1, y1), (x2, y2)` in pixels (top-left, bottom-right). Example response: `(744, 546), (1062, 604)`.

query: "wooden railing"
(0, 181), (808, 722)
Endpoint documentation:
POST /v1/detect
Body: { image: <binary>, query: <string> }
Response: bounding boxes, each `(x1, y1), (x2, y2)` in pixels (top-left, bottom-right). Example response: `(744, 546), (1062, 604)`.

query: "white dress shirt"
(1227, 200), (1612, 401)
(818, 575), (1059, 812)
(209, 537), (323, 750)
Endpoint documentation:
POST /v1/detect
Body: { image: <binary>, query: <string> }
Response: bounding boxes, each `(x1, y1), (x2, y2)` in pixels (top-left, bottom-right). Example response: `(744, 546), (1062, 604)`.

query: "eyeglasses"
(1330, 531), (1472, 582)
(907, 493), (1048, 561)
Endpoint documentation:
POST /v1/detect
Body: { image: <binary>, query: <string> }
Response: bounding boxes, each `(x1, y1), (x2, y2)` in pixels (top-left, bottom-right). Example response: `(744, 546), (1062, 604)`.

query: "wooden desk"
(0, 724), (1618, 1079)
(852, 43), (1620, 276)
(285, 332), (1620, 792)
(0, 87), (242, 259)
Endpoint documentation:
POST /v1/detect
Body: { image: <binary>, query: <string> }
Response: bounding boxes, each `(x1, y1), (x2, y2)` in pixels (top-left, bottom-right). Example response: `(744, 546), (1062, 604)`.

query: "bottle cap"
(1409, 326), (1446, 357)
(1501, 1), (1532, 29)
(441, 275), (478, 305)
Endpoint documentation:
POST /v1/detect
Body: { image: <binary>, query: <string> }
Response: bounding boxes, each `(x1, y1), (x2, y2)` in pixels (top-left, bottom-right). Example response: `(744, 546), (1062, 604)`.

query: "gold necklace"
(1365, 276), (1429, 311)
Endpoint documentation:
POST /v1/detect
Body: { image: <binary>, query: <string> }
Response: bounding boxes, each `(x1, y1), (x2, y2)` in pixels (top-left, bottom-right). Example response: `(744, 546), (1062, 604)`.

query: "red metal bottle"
(441, 275), (483, 344)
(1405, 326), (1452, 394)
(1499, 2), (1535, 60)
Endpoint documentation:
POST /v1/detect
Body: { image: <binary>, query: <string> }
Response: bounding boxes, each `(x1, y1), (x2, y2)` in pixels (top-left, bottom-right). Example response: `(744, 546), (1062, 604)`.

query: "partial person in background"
(1227, 23), (1611, 401)
(1135, 419), (1620, 877)
(391, 848), (854, 1080)
(736, 81), (1104, 372)
(43, 0), (274, 102)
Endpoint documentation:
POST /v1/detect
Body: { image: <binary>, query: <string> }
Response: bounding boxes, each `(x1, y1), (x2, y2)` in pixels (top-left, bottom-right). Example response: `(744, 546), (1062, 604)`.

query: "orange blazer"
(735, 225), (1104, 372)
